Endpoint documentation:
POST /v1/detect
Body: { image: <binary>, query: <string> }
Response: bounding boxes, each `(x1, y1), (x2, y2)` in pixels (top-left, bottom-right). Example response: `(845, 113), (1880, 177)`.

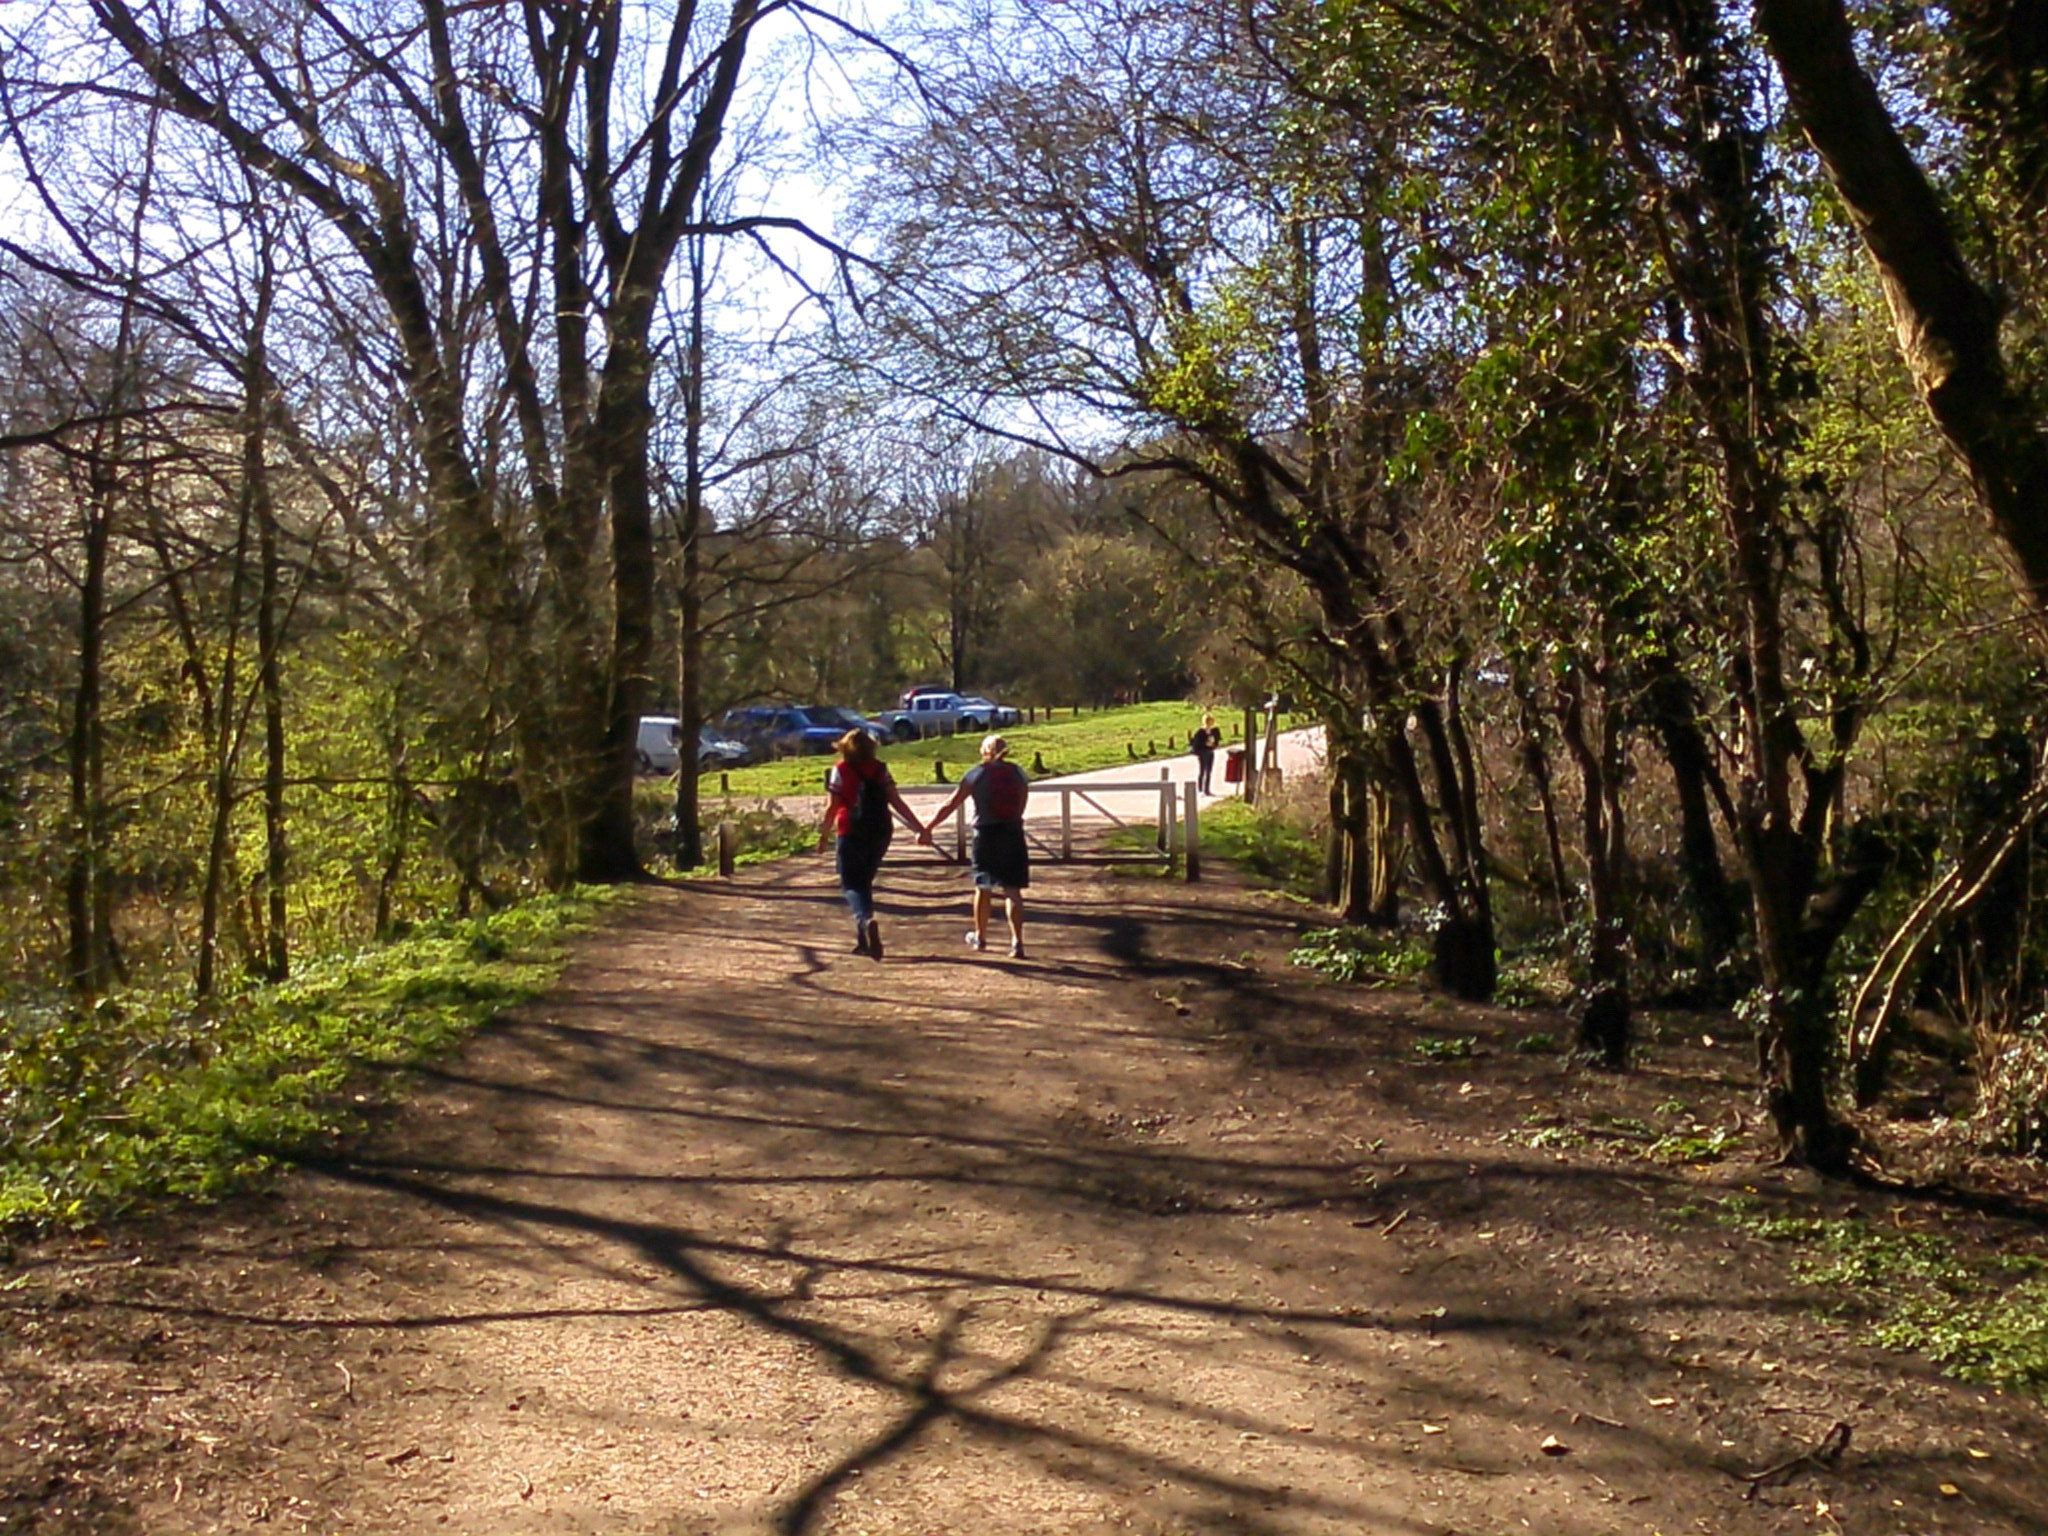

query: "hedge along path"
(15, 853), (2048, 1535)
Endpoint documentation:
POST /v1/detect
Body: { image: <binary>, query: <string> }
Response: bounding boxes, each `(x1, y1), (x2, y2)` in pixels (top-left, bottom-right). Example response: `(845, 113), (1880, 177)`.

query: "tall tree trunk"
(66, 476), (113, 1001)
(1558, 671), (1631, 1065)
(1322, 768), (1348, 908)
(1757, 0), (2048, 606)
(672, 222), (710, 870)
(584, 376), (654, 883)
(197, 401), (258, 1000)
(250, 312), (289, 981)
(1516, 692), (1574, 931)
(375, 679), (411, 940)
(1337, 749), (1401, 927)
(1642, 655), (1743, 968)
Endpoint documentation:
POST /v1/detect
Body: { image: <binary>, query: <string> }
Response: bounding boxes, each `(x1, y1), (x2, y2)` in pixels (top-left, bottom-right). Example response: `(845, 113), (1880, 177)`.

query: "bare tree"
(26, 0), (795, 882)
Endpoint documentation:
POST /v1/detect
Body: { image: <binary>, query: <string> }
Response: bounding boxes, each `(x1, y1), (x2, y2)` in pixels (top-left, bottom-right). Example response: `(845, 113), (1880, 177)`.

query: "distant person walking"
(1190, 712), (1224, 795)
(922, 733), (1031, 958)
(818, 729), (926, 960)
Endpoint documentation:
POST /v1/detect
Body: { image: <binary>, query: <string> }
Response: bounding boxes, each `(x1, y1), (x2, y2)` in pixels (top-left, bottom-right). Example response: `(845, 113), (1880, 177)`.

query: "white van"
(635, 715), (682, 774)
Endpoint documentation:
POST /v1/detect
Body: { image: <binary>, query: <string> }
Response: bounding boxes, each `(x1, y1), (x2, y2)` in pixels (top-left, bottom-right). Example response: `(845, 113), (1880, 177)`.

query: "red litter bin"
(1223, 746), (1245, 784)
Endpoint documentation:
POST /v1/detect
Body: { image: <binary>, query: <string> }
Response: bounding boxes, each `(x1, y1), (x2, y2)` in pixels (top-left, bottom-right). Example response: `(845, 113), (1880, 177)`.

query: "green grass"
(1191, 799), (1323, 897)
(697, 702), (1253, 799)
(0, 890), (615, 1232)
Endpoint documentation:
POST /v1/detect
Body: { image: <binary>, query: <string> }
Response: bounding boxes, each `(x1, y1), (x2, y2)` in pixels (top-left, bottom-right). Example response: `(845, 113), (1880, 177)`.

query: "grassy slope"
(0, 891), (616, 1231)
(696, 702), (1255, 799)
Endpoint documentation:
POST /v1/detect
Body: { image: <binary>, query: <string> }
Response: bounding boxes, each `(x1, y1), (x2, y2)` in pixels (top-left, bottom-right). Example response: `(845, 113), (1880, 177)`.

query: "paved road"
(894, 727), (1327, 828)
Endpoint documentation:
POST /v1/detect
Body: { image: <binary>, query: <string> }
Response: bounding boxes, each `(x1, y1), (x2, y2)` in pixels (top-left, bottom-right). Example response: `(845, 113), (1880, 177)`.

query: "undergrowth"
(1290, 925), (1431, 986)
(0, 889), (615, 1233)
(1194, 799), (1323, 897)
(1714, 1195), (2048, 1397)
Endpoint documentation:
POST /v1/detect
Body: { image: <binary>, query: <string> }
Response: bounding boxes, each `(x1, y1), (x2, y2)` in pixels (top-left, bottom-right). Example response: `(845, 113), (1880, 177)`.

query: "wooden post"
(1184, 782), (1200, 882)
(716, 820), (736, 877)
(1241, 706), (1259, 805)
(719, 771), (730, 796)
(1157, 771), (1171, 855)
(1061, 787), (1073, 861)
(935, 758), (948, 783)
(1031, 749), (1047, 774)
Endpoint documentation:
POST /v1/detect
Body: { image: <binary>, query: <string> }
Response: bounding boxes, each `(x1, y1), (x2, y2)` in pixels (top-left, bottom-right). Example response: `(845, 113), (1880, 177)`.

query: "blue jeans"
(836, 833), (887, 924)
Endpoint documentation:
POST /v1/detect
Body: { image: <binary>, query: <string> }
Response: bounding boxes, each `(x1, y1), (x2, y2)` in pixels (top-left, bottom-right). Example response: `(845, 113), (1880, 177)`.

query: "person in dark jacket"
(921, 733), (1031, 958)
(818, 729), (926, 959)
(1190, 711), (1223, 794)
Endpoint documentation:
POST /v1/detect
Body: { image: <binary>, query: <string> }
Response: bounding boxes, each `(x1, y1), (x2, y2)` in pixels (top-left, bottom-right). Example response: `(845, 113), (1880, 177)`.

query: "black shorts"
(970, 820), (1030, 890)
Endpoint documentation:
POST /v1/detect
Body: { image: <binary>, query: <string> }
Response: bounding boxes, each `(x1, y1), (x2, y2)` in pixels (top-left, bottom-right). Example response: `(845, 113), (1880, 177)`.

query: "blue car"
(721, 705), (881, 759)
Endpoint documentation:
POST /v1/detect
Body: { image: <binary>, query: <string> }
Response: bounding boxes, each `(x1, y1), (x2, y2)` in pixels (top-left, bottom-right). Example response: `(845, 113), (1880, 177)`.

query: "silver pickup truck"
(870, 691), (1017, 742)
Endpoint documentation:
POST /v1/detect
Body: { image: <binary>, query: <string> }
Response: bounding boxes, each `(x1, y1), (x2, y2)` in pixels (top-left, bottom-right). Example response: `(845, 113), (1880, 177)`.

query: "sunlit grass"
(0, 890), (617, 1232)
(694, 701), (1264, 798)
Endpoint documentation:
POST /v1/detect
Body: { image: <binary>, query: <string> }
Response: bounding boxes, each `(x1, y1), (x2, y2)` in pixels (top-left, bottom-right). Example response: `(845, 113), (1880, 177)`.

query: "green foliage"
(1194, 799), (1323, 897)
(1877, 1279), (2048, 1395)
(1707, 1196), (2048, 1397)
(1496, 951), (1571, 1008)
(1289, 926), (1431, 986)
(719, 805), (817, 871)
(1646, 1125), (1739, 1164)
(0, 890), (615, 1231)
(1978, 1026), (2048, 1156)
(1514, 1031), (1559, 1054)
(1412, 1034), (1477, 1062)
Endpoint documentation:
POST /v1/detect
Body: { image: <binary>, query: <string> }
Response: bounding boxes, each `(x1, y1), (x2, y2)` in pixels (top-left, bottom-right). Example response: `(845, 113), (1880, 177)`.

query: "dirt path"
(6, 856), (2048, 1534)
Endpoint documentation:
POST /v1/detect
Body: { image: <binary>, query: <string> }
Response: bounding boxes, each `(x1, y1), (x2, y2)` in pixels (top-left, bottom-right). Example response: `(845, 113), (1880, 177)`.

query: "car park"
(638, 716), (755, 773)
(721, 705), (882, 758)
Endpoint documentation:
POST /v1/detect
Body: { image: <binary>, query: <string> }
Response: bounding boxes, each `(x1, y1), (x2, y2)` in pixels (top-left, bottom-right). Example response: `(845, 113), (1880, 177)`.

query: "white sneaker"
(964, 931), (985, 951)
(1008, 940), (1026, 959)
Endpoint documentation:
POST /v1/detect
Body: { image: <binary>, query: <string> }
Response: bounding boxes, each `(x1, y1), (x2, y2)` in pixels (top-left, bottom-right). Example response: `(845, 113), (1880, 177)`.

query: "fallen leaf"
(1939, 1483), (1961, 1497)
(1540, 1434), (1571, 1456)
(1648, 1396), (1676, 1407)
(1422, 1423), (1446, 1435)
(1968, 1448), (1991, 1460)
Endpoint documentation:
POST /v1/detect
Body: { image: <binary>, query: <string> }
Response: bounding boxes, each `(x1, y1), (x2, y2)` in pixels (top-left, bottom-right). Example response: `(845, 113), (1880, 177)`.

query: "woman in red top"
(817, 729), (925, 959)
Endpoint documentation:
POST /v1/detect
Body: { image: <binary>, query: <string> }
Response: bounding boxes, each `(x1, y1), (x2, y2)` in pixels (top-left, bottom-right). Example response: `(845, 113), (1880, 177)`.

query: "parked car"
(696, 724), (751, 770)
(956, 695), (1022, 728)
(870, 691), (1017, 742)
(721, 705), (882, 758)
(636, 715), (683, 774)
(638, 717), (753, 774)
